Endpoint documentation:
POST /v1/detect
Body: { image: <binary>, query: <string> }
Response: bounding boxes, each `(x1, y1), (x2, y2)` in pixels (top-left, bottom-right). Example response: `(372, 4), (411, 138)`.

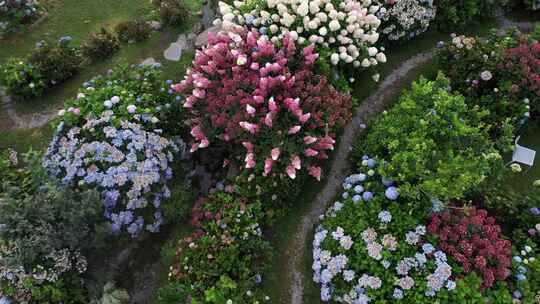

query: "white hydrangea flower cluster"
(215, 0), (387, 68)
(0, 246), (87, 299)
(376, 0), (436, 42)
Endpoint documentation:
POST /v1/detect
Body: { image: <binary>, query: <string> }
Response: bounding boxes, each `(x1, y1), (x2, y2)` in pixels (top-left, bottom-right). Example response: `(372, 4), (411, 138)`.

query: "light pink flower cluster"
(173, 28), (352, 181)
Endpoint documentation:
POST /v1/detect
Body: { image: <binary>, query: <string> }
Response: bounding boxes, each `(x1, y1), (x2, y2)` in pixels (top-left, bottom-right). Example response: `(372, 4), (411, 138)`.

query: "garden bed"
(1, 1), (540, 304)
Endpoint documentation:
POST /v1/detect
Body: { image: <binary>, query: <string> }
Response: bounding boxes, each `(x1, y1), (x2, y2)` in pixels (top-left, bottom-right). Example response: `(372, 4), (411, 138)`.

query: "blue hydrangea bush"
(312, 156), (462, 303)
(43, 111), (180, 236)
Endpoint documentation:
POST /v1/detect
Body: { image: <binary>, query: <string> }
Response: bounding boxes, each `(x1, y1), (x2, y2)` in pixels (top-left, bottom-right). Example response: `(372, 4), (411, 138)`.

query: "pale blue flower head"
(392, 288), (403, 300)
(385, 187), (399, 201)
(362, 191), (373, 201)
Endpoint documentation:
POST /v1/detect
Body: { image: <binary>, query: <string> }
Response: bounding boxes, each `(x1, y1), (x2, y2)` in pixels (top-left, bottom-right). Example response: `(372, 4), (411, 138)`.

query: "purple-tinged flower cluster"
(43, 111), (180, 236)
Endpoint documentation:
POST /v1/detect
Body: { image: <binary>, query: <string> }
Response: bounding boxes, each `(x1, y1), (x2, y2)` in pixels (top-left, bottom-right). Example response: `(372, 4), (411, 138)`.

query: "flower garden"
(1, 0), (540, 304)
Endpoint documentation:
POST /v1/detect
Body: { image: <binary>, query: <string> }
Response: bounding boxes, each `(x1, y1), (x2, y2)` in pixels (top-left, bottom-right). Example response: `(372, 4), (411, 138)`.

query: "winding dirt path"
(0, 89), (58, 131)
(287, 50), (435, 304)
(285, 16), (535, 304)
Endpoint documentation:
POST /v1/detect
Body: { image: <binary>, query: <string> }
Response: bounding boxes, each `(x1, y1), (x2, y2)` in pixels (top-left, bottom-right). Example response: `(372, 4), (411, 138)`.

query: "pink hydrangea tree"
(173, 28), (352, 182)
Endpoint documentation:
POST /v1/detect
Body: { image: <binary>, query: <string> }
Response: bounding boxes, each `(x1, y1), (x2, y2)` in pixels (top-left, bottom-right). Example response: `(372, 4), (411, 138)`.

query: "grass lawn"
(1, 0), (201, 114)
(261, 18), (501, 304)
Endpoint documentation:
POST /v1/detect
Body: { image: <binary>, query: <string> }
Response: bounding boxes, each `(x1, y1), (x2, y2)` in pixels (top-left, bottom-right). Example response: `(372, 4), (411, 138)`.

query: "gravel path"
(286, 50), (435, 304)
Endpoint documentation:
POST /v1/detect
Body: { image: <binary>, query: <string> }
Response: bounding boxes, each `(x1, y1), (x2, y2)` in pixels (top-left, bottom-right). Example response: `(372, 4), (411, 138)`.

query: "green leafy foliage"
(357, 73), (503, 201)
(0, 38), (82, 100)
(115, 20), (151, 43)
(157, 192), (271, 303)
(81, 27), (120, 61)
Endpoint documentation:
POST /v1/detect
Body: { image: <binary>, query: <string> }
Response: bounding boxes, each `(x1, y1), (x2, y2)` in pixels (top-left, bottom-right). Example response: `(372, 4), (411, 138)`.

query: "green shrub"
(433, 0), (511, 31)
(356, 73), (505, 201)
(0, 37), (82, 100)
(81, 27), (120, 61)
(0, 58), (46, 99)
(0, 150), (108, 303)
(151, 0), (190, 26)
(157, 192), (271, 303)
(28, 38), (82, 87)
(115, 20), (151, 43)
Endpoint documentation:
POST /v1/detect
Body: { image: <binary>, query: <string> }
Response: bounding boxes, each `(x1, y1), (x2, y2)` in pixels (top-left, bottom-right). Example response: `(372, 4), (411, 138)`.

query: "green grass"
(0, 0), (153, 63)
(0, 125), (54, 152)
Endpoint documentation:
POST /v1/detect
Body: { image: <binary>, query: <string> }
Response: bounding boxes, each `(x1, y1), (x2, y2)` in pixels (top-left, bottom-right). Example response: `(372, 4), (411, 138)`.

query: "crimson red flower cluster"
(503, 40), (540, 97)
(427, 208), (511, 291)
(173, 28), (352, 181)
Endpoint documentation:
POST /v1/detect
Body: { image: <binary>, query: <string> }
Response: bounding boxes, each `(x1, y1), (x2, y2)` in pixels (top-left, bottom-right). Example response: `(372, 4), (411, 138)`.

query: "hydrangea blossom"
(215, 0), (386, 69)
(427, 208), (511, 290)
(174, 28), (352, 181)
(0, 247), (87, 301)
(43, 111), (180, 236)
(375, 0), (436, 42)
(312, 155), (455, 302)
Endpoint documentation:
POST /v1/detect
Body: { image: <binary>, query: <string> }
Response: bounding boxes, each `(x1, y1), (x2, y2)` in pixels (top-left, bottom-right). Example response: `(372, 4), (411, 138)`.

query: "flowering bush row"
(159, 7), (361, 302)
(175, 29), (352, 186)
(156, 192), (271, 304)
(0, 0), (42, 37)
(312, 155), (517, 302)
(0, 37), (82, 100)
(314, 25), (540, 298)
(0, 21), (159, 100)
(215, 0), (387, 70)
